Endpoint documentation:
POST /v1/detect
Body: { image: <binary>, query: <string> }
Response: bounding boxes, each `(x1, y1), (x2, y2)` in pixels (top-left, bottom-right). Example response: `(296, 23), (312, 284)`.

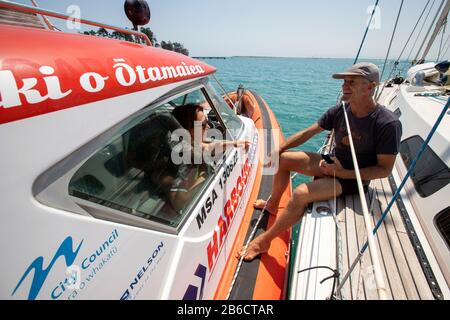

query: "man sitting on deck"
(237, 62), (402, 261)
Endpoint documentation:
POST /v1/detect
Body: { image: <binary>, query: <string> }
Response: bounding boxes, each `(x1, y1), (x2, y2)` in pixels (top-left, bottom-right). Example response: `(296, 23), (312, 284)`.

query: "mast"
(417, 0), (450, 62)
(30, 0), (58, 30)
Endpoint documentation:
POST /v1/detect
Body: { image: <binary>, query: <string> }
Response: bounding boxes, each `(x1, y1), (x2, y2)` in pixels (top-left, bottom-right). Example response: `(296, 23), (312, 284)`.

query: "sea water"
(201, 57), (389, 186)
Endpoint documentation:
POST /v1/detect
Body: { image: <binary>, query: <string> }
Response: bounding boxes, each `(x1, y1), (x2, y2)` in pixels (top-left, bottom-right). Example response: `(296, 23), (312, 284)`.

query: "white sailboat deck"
(336, 176), (434, 300)
(291, 176), (437, 300)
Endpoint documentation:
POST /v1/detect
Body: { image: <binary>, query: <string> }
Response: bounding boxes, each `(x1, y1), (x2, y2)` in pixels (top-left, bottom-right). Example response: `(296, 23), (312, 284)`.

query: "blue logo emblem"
(12, 236), (83, 300)
(183, 264), (207, 300)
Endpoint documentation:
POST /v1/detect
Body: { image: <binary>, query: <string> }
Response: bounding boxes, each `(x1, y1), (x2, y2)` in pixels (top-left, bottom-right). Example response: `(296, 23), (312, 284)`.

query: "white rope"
(226, 195), (272, 300)
(355, 260), (364, 300)
(340, 101), (387, 300)
(355, 185), (377, 300)
(331, 164), (346, 300)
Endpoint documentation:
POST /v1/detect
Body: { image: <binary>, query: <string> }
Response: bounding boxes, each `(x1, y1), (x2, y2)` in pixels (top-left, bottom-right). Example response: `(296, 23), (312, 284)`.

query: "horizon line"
(192, 55), (411, 61)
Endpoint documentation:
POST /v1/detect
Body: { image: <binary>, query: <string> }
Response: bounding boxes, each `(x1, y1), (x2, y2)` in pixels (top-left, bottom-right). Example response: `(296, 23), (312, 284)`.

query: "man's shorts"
(337, 178), (369, 196)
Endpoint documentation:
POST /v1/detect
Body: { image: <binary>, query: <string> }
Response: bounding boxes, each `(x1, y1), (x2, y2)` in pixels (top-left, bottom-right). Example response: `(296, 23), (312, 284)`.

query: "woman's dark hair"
(172, 103), (203, 130)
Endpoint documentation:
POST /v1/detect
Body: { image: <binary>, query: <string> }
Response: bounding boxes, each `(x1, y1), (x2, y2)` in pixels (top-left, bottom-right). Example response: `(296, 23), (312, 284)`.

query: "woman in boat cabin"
(161, 103), (250, 213)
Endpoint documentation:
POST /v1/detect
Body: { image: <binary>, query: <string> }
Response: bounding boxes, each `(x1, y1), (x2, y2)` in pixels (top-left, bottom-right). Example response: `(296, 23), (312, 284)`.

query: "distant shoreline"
(194, 56), (396, 61)
(193, 56), (228, 59)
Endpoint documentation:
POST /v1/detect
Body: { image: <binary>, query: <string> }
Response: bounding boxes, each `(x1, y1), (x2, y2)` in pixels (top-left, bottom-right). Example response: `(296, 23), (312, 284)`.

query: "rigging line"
(440, 36), (450, 57)
(437, 20), (448, 60)
(420, 0), (450, 61)
(297, 266), (340, 300)
(398, 0), (432, 61)
(292, 140), (345, 299)
(406, 0), (437, 64)
(340, 101), (388, 300)
(333, 202), (345, 300)
(414, 0), (446, 63)
(336, 97), (450, 297)
(389, 0), (432, 77)
(438, 30), (450, 57)
(428, 96), (449, 105)
(365, 97), (450, 252)
(376, 0), (405, 100)
(441, 25), (450, 49)
(354, 0), (380, 64)
(397, 0), (431, 61)
(331, 160), (345, 299)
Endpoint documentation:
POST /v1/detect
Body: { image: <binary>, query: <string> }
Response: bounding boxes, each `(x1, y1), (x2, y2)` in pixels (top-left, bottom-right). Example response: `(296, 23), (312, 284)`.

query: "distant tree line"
(82, 27), (189, 56)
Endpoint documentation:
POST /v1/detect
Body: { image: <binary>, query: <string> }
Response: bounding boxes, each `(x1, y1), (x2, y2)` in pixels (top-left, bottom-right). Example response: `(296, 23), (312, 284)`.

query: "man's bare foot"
(235, 238), (270, 262)
(253, 199), (278, 216)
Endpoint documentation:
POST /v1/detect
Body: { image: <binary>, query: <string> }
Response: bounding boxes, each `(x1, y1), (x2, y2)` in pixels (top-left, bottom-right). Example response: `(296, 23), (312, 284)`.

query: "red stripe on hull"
(0, 25), (215, 124)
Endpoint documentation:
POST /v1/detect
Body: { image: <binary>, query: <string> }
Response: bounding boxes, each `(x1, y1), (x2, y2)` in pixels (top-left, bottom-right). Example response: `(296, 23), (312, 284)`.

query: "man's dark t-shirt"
(318, 103), (402, 171)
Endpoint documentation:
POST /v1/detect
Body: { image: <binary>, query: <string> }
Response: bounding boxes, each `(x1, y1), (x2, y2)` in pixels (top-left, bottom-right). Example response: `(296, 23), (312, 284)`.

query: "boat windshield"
(204, 81), (243, 139)
(68, 87), (234, 230)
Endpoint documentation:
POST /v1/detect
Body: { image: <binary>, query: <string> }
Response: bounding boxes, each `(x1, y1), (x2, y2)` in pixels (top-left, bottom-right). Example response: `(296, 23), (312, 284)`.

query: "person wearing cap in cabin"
(237, 62), (402, 261)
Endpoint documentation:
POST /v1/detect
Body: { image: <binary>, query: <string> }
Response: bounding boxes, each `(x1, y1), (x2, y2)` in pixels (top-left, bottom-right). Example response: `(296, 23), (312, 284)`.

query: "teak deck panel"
(336, 177), (434, 299)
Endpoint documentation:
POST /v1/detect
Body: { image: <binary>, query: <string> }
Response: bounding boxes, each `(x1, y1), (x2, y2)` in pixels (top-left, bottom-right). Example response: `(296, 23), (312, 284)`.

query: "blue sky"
(13, 0), (450, 60)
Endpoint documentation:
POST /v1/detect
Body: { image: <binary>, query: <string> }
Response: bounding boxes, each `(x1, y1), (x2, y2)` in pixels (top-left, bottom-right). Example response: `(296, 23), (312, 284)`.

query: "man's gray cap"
(332, 62), (380, 83)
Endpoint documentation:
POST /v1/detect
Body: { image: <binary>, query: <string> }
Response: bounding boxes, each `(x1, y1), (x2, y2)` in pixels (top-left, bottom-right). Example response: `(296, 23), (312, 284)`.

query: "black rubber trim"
(387, 174), (443, 300)
(228, 90), (275, 300)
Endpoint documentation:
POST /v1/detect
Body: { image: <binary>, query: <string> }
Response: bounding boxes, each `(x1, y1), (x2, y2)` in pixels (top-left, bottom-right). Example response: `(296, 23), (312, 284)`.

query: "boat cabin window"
(205, 82), (243, 139)
(68, 87), (234, 230)
(435, 207), (450, 250)
(400, 135), (450, 197)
